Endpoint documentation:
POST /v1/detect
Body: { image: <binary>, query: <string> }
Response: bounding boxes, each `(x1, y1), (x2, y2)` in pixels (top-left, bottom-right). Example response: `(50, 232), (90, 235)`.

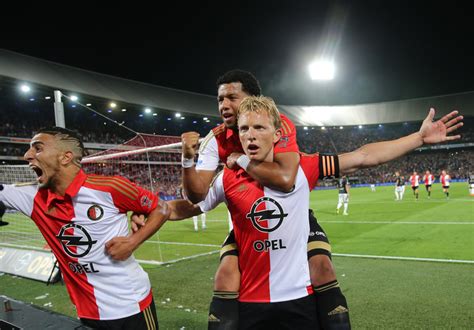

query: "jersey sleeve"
(197, 172), (225, 213)
(274, 114), (299, 154)
(300, 153), (340, 190)
(0, 183), (37, 217)
(106, 176), (159, 215)
(196, 131), (220, 171)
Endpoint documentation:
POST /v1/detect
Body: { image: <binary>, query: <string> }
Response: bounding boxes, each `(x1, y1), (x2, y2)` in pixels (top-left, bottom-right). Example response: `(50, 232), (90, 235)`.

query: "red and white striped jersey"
(409, 175), (420, 187)
(441, 174), (451, 186)
(423, 174), (434, 185)
(0, 170), (158, 320)
(199, 154), (338, 303)
(196, 114), (299, 171)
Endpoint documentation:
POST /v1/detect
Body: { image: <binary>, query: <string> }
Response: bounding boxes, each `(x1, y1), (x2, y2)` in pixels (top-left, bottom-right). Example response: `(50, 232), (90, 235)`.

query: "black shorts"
(220, 230), (238, 261)
(443, 185), (450, 189)
(412, 186), (419, 191)
(220, 210), (332, 261)
(307, 209), (332, 260)
(239, 294), (317, 330)
(80, 298), (158, 330)
(425, 184), (432, 189)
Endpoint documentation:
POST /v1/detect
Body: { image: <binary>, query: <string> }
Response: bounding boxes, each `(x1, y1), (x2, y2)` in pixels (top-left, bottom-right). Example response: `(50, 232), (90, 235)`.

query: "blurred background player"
(423, 170), (435, 199)
(409, 171), (420, 200)
(192, 213), (207, 231)
(440, 170), (451, 199)
(394, 171), (405, 201)
(0, 200), (8, 226)
(336, 175), (350, 215)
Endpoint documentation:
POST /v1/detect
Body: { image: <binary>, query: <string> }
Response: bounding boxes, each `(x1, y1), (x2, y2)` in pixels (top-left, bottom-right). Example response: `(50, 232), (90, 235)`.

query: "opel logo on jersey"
(87, 204), (104, 221)
(246, 196), (288, 232)
(56, 223), (98, 258)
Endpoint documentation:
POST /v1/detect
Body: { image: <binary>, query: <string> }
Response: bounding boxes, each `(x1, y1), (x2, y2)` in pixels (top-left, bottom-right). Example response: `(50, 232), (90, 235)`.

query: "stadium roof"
(1, 49), (473, 126)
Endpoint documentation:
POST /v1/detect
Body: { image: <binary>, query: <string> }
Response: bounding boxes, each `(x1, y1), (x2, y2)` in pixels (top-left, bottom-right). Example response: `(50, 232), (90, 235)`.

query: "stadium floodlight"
(303, 126), (308, 130)
(20, 84), (31, 93)
(358, 125), (363, 129)
(45, 96), (51, 100)
(175, 113), (181, 118)
(321, 126), (326, 130)
(203, 117), (208, 121)
(86, 103), (92, 106)
(144, 108), (152, 114)
(110, 102), (117, 108)
(339, 126), (343, 129)
(308, 59), (335, 80)
(121, 108), (127, 112)
(70, 95), (78, 102)
(153, 113), (157, 116)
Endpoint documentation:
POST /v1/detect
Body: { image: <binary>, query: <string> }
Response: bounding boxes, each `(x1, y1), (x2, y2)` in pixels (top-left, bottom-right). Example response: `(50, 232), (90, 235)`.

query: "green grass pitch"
(1, 182), (473, 329)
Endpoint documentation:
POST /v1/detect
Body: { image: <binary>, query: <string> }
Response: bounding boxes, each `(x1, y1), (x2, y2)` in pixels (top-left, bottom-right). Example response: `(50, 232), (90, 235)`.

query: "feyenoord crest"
(246, 196), (288, 232)
(56, 223), (98, 258)
(87, 204), (104, 221)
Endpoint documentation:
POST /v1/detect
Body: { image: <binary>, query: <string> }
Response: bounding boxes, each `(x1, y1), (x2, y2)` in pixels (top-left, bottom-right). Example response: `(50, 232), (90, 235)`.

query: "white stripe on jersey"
(196, 133), (219, 171)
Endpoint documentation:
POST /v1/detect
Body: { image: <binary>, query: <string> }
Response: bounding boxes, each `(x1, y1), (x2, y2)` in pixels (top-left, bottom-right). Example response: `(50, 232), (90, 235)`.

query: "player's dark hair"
(216, 69), (262, 96)
(37, 127), (85, 166)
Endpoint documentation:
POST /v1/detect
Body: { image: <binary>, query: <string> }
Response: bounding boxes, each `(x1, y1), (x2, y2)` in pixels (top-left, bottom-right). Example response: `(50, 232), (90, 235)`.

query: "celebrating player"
(0, 127), (170, 329)
(179, 70), (350, 329)
(423, 170), (435, 199)
(440, 169), (451, 199)
(409, 171), (420, 200)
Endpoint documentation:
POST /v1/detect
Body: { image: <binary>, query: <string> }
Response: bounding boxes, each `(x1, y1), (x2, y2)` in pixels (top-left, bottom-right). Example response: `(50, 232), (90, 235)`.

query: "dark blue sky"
(2, 1), (473, 106)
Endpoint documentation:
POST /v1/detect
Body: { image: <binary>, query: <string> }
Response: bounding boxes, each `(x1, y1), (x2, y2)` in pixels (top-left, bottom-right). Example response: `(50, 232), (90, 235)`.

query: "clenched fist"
(181, 131), (200, 159)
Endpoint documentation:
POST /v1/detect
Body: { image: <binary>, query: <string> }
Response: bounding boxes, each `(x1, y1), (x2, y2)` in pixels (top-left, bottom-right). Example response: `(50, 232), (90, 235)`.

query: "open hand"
(419, 108), (463, 144)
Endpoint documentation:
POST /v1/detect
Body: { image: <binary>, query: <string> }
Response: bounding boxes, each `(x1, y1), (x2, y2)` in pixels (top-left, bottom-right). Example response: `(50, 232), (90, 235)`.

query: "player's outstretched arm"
(181, 132), (216, 203)
(339, 108), (463, 174)
(227, 152), (300, 192)
(106, 200), (170, 261)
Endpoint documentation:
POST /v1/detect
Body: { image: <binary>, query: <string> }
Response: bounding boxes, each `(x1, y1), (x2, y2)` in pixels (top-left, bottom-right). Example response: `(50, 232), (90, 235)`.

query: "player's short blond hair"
(237, 96), (282, 130)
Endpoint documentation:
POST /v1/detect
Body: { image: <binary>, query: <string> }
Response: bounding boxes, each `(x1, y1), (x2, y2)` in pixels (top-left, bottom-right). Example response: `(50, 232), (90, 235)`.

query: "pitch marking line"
(320, 221), (473, 225)
(333, 253), (474, 264)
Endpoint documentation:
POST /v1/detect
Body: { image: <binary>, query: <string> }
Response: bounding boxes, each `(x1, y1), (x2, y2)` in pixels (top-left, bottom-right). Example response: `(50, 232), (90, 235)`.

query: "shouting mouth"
(29, 165), (44, 183)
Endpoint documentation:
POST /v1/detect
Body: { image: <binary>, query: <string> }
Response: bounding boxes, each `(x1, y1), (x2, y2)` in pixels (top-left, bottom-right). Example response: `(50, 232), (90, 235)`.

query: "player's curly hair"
(237, 96), (282, 130)
(216, 69), (262, 96)
(36, 127), (85, 167)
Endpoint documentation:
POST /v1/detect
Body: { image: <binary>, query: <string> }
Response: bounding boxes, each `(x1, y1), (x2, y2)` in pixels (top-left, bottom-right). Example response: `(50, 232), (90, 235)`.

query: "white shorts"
(338, 193), (349, 203)
(396, 186), (405, 193)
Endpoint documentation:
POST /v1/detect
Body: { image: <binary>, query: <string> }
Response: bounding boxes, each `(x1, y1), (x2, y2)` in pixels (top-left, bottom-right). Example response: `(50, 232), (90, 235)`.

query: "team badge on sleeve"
(140, 195), (153, 209)
(87, 204), (104, 221)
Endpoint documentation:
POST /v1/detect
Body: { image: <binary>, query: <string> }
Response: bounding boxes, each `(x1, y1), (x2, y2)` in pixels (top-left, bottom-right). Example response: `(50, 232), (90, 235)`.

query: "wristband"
(236, 154), (250, 171)
(182, 156), (194, 168)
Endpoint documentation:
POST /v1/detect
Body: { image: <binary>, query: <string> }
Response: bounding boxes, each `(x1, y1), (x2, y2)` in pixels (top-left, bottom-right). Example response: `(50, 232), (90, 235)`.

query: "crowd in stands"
(1, 112), (473, 197)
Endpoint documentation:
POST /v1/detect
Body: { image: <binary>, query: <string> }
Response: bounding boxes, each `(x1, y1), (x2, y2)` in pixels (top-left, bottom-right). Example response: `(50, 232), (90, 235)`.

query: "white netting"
(82, 133), (183, 198)
(0, 165), (47, 249)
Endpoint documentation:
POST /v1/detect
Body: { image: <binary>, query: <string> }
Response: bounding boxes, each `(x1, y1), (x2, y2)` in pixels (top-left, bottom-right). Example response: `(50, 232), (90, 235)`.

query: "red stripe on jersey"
(306, 285), (314, 295)
(300, 154), (320, 190)
(223, 169), (271, 302)
(31, 189), (99, 319)
(139, 290), (153, 311)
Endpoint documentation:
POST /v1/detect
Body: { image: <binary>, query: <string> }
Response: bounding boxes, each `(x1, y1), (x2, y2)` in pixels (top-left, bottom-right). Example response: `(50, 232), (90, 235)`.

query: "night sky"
(2, 1), (473, 106)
